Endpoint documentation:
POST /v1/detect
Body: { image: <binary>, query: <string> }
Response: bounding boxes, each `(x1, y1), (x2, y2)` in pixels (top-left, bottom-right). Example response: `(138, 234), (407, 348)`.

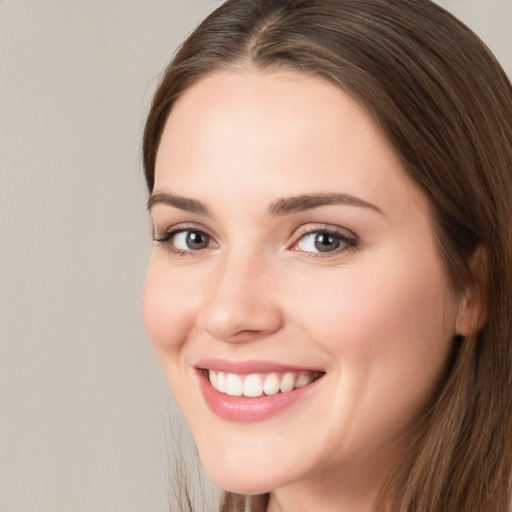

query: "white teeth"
(208, 370), (319, 397)
(216, 371), (226, 393)
(225, 374), (243, 396)
(263, 373), (280, 395)
(295, 372), (313, 389)
(243, 374), (263, 397)
(209, 370), (218, 388)
(280, 372), (295, 393)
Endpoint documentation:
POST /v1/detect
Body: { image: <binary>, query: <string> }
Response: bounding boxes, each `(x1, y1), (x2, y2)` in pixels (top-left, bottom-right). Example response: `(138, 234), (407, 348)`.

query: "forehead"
(161, 68), (378, 155)
(154, 68), (430, 223)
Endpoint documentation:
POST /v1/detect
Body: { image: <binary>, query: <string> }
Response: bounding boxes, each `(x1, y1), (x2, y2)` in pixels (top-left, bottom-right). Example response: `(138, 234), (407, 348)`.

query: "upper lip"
(195, 358), (324, 375)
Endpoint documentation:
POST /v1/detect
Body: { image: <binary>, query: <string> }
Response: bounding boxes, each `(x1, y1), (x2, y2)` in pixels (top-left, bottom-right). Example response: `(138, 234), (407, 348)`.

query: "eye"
(153, 227), (217, 254)
(293, 229), (357, 255)
(173, 230), (213, 250)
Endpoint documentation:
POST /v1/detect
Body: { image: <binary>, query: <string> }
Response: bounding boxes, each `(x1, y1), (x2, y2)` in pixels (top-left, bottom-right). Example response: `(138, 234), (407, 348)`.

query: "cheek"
(285, 256), (457, 451)
(287, 252), (456, 412)
(143, 259), (202, 417)
(143, 257), (195, 356)
(298, 254), (453, 351)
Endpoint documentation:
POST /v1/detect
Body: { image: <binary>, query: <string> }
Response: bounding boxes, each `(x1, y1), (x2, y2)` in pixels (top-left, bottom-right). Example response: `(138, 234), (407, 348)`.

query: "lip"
(195, 360), (325, 422)
(195, 358), (322, 375)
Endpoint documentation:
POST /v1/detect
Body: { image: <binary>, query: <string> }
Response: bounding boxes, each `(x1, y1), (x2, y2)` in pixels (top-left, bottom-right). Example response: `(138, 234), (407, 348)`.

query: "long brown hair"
(143, 1), (512, 510)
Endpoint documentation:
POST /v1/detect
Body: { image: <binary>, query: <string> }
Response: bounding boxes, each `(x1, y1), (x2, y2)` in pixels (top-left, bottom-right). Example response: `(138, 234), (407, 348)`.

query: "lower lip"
(197, 371), (322, 422)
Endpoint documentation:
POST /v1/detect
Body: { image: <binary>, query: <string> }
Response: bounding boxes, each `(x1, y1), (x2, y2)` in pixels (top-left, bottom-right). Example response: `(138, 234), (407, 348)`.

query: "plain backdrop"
(0, 1), (510, 511)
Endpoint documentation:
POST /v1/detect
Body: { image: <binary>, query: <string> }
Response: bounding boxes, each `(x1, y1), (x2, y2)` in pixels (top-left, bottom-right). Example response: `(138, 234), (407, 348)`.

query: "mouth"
(207, 369), (323, 398)
(195, 360), (325, 422)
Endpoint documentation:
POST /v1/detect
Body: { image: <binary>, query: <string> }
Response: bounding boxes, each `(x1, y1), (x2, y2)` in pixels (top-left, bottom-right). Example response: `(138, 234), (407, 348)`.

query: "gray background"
(0, 1), (510, 511)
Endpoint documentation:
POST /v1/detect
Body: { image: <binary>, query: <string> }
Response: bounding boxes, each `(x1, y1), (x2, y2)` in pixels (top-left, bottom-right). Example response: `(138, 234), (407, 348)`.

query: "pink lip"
(195, 358), (321, 375)
(196, 362), (324, 423)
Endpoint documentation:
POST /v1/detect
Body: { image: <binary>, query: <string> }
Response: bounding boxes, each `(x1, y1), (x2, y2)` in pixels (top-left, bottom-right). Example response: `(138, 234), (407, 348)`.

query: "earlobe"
(455, 246), (489, 337)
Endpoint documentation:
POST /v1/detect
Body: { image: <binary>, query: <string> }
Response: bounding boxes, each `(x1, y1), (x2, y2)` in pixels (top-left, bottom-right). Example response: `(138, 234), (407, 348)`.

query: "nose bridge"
(197, 246), (282, 342)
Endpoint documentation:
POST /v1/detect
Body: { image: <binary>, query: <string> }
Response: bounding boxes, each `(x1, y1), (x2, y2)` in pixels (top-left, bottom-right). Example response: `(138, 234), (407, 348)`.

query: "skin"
(144, 69), (469, 512)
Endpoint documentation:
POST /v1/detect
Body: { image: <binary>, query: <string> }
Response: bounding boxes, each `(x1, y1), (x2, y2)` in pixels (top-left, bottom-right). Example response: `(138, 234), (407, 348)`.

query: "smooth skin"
(144, 69), (474, 512)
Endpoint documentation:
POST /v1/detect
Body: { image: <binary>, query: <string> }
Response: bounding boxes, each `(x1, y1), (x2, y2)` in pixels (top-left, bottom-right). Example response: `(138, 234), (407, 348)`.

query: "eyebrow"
(147, 191), (209, 215)
(269, 193), (383, 216)
(147, 191), (383, 217)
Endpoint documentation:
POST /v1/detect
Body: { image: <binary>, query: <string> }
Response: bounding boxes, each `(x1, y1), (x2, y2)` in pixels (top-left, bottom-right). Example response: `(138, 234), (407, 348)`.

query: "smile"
(196, 360), (325, 422)
(208, 370), (322, 398)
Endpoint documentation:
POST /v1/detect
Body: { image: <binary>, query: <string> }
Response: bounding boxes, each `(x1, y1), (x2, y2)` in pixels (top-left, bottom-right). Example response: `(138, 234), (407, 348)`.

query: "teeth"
(263, 373), (280, 395)
(216, 371), (226, 393)
(209, 370), (218, 388)
(280, 372), (295, 393)
(295, 372), (312, 389)
(207, 370), (319, 397)
(243, 374), (263, 397)
(225, 374), (243, 396)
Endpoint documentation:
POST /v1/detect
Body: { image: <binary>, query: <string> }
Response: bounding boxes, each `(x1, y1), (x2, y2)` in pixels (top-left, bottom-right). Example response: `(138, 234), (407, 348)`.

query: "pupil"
(314, 233), (339, 252)
(186, 231), (208, 250)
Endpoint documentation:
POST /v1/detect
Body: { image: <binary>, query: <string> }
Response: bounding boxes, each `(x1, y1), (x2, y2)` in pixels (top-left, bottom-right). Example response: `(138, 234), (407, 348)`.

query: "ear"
(455, 246), (488, 337)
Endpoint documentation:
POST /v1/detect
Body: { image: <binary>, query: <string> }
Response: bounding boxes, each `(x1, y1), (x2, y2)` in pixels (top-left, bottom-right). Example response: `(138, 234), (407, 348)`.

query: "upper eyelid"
(153, 222), (213, 238)
(292, 223), (357, 240)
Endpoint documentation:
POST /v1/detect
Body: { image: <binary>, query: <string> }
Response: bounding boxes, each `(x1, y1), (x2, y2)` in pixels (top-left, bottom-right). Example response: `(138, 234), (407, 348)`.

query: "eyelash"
(153, 224), (358, 259)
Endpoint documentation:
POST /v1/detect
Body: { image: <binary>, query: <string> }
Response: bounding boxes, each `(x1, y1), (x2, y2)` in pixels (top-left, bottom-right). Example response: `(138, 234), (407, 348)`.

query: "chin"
(197, 445), (288, 495)
(202, 463), (272, 495)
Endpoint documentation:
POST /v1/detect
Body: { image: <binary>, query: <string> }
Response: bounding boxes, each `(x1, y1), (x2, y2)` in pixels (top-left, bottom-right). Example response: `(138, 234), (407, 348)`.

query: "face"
(144, 69), (462, 507)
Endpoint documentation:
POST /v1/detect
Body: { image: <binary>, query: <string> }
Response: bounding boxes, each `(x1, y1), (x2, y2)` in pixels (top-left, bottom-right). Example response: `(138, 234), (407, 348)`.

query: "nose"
(196, 253), (283, 343)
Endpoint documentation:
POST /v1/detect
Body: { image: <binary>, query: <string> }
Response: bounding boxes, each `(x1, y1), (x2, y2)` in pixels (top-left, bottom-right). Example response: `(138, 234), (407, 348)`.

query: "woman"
(142, 1), (512, 511)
